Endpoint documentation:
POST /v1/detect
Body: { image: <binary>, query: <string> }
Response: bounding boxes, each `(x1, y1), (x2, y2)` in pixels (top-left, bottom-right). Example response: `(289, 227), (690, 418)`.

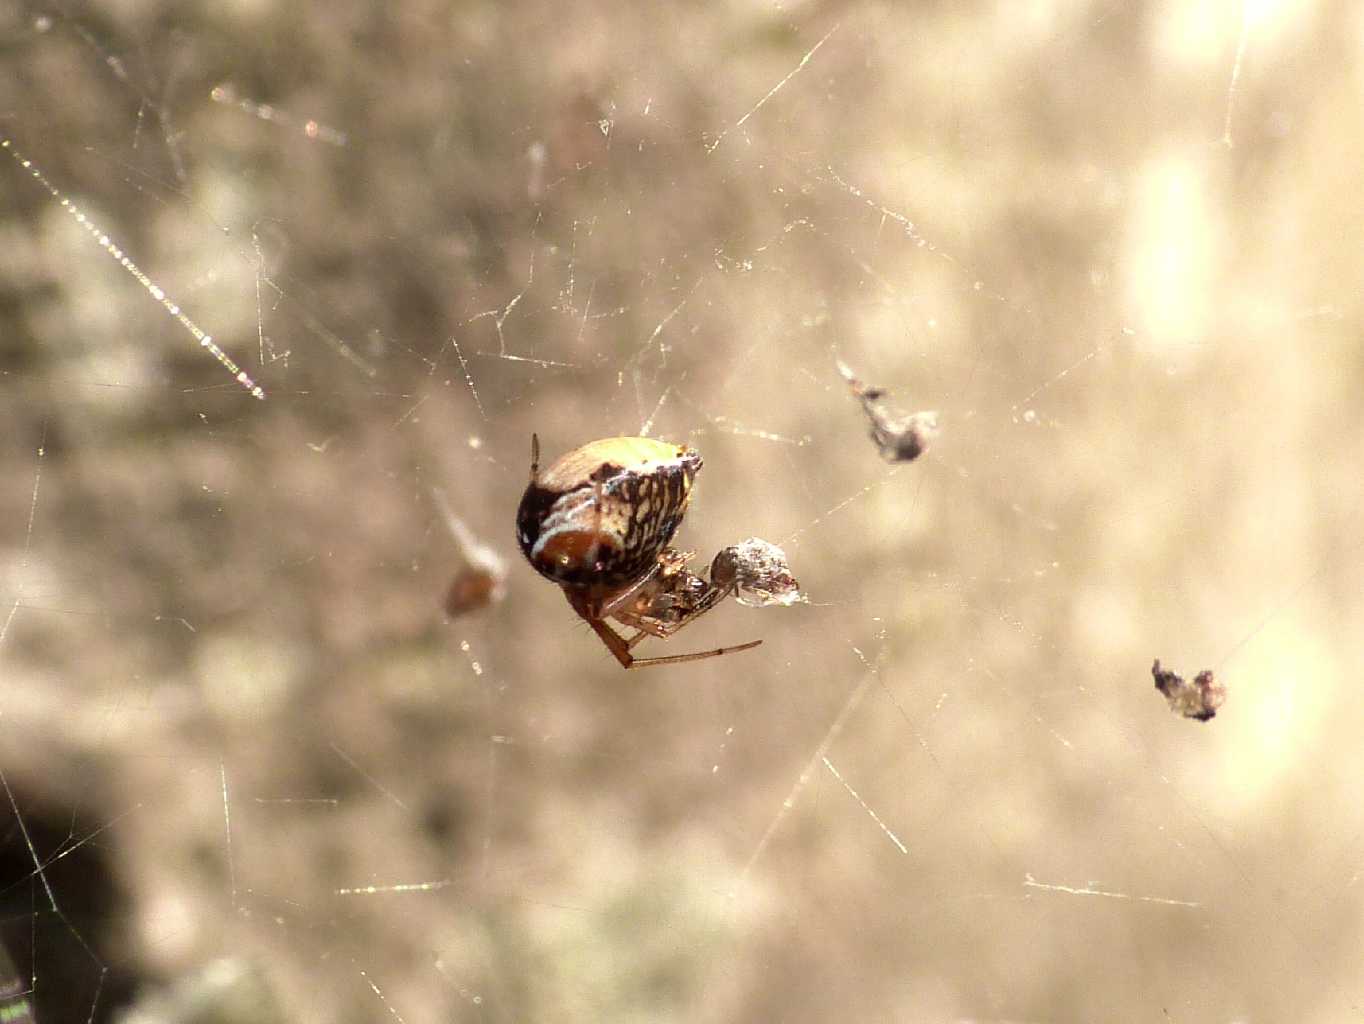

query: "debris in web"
(434, 489), (507, 618)
(710, 537), (806, 608)
(439, 497), (507, 620)
(1151, 659), (1225, 722)
(444, 566), (506, 619)
(836, 359), (938, 462)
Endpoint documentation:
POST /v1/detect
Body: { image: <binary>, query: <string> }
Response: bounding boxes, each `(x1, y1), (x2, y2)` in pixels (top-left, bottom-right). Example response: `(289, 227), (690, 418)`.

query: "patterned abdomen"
(516, 437), (701, 591)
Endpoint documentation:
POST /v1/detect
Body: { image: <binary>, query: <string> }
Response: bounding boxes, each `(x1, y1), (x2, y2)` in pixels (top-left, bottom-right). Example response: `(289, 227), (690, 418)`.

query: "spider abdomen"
(516, 436), (701, 591)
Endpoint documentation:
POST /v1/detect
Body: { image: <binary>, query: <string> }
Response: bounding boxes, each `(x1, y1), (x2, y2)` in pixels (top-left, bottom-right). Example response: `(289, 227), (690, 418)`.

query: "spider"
(515, 435), (762, 669)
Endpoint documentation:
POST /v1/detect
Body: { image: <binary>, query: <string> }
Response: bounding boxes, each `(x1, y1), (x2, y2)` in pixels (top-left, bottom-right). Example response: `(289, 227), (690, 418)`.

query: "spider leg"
(613, 581), (761, 664)
(614, 581), (733, 640)
(624, 638), (762, 669)
(596, 562), (665, 619)
(587, 613), (642, 669)
(566, 587), (636, 667)
(593, 548), (694, 626)
(567, 586), (761, 669)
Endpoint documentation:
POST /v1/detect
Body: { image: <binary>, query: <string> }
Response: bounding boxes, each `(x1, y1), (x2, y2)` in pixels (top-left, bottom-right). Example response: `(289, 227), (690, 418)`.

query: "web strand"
(1, 138), (266, 400)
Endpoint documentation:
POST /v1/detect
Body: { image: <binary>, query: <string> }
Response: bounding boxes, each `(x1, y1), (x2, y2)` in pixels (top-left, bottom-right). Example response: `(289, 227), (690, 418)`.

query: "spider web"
(3, 1), (1364, 1022)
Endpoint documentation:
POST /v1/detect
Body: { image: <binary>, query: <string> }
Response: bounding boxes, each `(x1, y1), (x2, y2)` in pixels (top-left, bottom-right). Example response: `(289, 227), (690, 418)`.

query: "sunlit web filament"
(1, 137), (266, 400)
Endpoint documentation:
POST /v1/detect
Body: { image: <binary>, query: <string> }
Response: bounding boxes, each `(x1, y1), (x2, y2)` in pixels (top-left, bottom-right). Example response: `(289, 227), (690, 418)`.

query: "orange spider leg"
(566, 588), (760, 669)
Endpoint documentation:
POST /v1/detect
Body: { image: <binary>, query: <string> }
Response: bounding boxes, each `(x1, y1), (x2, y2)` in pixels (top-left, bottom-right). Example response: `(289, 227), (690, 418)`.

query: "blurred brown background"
(3, 1), (1363, 1021)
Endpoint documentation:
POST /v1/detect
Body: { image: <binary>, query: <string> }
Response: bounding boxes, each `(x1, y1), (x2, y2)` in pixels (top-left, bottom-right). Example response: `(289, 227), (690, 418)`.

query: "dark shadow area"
(1, 788), (140, 1023)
